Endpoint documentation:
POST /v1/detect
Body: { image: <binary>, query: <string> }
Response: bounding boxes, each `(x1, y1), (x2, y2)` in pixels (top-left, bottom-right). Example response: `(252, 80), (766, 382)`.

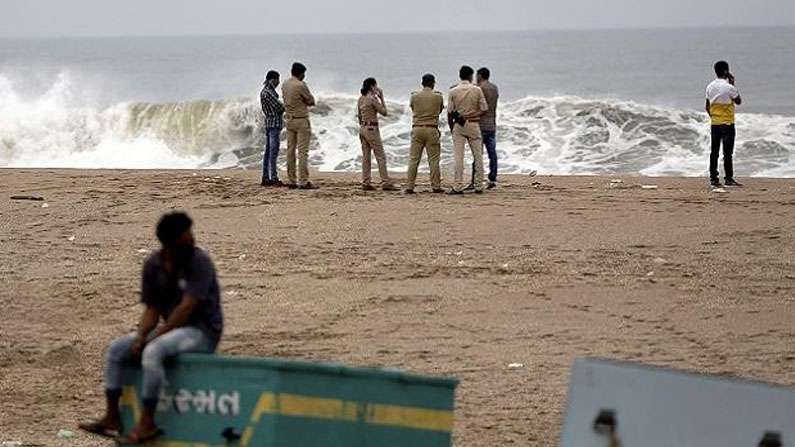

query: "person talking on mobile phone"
(705, 60), (743, 188)
(357, 77), (397, 191)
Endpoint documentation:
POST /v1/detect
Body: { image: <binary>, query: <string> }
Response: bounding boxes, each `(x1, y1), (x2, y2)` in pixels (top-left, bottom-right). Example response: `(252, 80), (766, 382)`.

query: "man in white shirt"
(705, 60), (743, 187)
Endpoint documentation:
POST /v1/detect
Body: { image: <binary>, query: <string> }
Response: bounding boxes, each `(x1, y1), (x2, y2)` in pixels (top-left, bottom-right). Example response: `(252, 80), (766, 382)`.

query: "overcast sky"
(1, 0), (794, 37)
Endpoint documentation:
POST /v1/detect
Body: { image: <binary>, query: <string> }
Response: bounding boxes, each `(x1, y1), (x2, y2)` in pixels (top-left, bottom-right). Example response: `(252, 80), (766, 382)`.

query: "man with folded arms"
(283, 62), (318, 189)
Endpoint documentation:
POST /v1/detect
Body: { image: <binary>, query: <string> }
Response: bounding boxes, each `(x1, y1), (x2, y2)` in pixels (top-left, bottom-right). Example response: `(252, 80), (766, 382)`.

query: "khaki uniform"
(406, 88), (444, 190)
(448, 81), (488, 191)
(357, 94), (392, 186)
(282, 77), (316, 186)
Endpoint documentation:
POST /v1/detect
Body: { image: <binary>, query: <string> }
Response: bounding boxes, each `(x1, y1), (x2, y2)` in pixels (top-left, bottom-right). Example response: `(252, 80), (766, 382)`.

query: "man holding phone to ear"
(706, 60), (743, 188)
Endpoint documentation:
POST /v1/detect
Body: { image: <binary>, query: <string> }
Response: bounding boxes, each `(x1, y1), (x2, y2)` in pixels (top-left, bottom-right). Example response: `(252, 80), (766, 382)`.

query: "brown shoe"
(432, 188), (445, 194)
(362, 184), (376, 191)
(299, 182), (318, 190)
(382, 184), (398, 191)
(78, 419), (122, 439)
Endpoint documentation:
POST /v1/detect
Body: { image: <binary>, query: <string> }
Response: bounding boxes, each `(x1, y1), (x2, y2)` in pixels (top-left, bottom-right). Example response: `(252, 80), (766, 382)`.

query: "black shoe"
(261, 179), (272, 187)
(287, 183), (299, 189)
(382, 184), (399, 191)
(448, 188), (464, 195)
(486, 182), (497, 189)
(299, 182), (318, 190)
(724, 179), (743, 187)
(710, 179), (722, 188)
(362, 184), (376, 191)
(404, 189), (415, 194)
(272, 180), (286, 187)
(432, 188), (445, 194)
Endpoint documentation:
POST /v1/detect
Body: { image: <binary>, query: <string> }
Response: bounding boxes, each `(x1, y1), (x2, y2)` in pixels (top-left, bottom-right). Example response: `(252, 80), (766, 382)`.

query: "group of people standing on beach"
(260, 62), (501, 194)
(261, 59), (746, 191)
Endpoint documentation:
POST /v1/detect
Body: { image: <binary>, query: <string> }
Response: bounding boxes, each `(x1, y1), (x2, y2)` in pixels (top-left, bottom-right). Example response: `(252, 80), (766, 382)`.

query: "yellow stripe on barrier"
(365, 403), (455, 432)
(121, 386), (142, 423)
(279, 393), (360, 422)
(250, 392), (276, 423)
(120, 388), (454, 447)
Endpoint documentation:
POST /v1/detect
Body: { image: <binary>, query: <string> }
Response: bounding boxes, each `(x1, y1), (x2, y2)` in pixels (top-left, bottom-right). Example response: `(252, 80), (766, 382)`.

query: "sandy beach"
(1, 169), (794, 446)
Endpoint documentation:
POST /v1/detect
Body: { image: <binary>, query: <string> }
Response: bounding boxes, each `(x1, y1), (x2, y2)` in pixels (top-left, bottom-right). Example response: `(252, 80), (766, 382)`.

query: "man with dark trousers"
(260, 70), (285, 187)
(706, 60), (743, 187)
(470, 67), (499, 189)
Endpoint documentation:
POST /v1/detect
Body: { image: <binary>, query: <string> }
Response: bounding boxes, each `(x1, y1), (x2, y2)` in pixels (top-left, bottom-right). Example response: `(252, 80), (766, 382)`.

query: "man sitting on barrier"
(79, 212), (224, 444)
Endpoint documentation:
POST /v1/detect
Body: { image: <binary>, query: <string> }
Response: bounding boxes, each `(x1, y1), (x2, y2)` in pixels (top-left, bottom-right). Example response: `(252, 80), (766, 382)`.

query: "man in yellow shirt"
(705, 60), (743, 187)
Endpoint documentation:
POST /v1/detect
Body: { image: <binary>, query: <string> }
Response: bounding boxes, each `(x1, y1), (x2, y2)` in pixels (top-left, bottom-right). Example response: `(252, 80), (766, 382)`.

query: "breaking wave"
(1, 73), (794, 177)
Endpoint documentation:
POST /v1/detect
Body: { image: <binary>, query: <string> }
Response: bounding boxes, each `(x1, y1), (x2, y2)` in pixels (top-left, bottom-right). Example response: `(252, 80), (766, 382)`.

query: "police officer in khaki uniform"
(357, 78), (397, 191)
(282, 62), (317, 189)
(405, 74), (445, 194)
(448, 65), (488, 194)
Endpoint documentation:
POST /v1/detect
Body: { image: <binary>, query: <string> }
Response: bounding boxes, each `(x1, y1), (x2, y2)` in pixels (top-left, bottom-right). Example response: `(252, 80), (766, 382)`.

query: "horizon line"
(1, 24), (794, 40)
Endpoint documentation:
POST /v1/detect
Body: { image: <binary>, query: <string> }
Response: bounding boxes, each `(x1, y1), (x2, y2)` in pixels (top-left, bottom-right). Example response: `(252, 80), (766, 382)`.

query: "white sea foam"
(1, 74), (793, 177)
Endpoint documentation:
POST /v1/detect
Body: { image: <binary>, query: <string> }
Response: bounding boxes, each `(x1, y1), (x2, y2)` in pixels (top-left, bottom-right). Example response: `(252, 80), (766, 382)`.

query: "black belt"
(412, 124), (438, 128)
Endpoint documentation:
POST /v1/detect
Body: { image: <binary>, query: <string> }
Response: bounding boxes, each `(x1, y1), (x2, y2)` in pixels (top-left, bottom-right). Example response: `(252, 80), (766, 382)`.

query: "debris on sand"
(56, 429), (74, 439)
(640, 185), (658, 190)
(508, 363), (524, 369)
(10, 195), (44, 201)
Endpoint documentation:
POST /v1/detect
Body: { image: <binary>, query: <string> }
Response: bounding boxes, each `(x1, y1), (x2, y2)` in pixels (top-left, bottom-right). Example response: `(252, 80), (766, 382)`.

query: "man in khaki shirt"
(448, 65), (488, 194)
(405, 74), (445, 194)
(282, 62), (317, 189)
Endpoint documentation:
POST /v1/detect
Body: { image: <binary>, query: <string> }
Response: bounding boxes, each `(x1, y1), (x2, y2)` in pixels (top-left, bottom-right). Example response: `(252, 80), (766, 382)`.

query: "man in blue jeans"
(260, 70), (285, 187)
(470, 67), (499, 189)
(79, 212), (223, 444)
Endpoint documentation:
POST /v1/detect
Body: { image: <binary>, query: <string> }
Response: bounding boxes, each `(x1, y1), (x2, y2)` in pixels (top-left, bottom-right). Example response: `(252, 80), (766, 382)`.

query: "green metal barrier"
(118, 354), (458, 446)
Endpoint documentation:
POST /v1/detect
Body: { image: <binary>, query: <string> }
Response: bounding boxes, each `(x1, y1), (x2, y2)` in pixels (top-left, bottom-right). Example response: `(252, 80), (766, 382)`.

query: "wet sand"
(1, 169), (794, 446)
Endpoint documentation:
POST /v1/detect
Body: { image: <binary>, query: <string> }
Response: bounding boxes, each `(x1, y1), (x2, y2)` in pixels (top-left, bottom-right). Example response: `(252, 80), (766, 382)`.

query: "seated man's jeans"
(104, 327), (214, 410)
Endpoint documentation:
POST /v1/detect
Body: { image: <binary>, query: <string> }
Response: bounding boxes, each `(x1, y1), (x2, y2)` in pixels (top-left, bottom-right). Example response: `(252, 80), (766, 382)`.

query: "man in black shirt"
(79, 212), (223, 444)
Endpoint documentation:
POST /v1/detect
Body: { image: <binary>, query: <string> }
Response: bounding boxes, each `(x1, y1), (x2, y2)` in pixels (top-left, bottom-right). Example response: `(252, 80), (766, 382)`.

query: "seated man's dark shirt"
(140, 247), (223, 348)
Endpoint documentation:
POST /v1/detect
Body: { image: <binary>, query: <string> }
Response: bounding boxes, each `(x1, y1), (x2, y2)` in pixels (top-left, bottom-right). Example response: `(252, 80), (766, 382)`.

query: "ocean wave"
(1, 73), (793, 177)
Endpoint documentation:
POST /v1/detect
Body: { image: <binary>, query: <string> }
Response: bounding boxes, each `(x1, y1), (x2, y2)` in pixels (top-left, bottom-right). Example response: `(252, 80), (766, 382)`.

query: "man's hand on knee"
(131, 336), (147, 360)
